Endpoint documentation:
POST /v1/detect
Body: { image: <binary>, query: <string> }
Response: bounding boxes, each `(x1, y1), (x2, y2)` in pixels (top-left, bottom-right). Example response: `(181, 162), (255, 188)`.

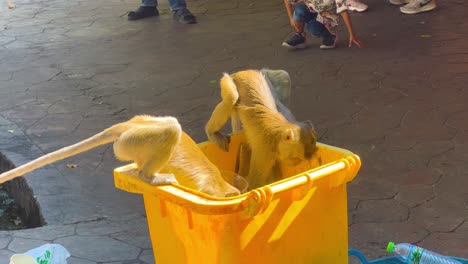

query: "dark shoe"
(128, 6), (159, 21)
(173, 8), (197, 24)
(282, 33), (306, 49)
(320, 33), (337, 49)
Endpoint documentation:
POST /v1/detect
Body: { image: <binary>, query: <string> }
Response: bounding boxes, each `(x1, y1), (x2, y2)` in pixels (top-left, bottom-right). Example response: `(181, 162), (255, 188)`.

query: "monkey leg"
(245, 150), (276, 190)
(235, 143), (251, 178)
(205, 73), (239, 151)
(114, 122), (182, 183)
(138, 128), (181, 182)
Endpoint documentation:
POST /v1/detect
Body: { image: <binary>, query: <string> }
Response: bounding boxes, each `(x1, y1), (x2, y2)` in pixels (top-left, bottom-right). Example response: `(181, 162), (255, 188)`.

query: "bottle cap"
(387, 242), (395, 253)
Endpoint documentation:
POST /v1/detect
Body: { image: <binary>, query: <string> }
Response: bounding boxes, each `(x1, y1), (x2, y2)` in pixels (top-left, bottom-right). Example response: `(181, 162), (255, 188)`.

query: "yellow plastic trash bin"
(114, 133), (361, 264)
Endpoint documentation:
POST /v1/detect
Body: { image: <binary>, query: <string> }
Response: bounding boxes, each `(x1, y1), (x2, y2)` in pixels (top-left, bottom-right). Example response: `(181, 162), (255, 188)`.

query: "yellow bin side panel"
(146, 184), (349, 264)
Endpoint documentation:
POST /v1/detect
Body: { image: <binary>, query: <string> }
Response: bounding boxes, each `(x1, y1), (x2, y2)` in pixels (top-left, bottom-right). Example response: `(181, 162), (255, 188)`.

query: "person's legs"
(282, 4), (314, 49)
(128, 0), (159, 21)
(142, 0), (157, 6)
(400, 0), (436, 14)
(305, 15), (337, 49)
(128, 0), (196, 24)
(171, 0), (196, 25)
(173, 9), (197, 24)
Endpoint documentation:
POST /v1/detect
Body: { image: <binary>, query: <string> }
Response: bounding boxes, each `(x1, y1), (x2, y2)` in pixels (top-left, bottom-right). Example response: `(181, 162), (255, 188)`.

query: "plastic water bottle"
(387, 242), (462, 264)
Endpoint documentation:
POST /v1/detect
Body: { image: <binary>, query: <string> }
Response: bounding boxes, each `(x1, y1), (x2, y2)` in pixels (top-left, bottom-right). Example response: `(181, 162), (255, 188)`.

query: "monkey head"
(276, 121), (317, 166)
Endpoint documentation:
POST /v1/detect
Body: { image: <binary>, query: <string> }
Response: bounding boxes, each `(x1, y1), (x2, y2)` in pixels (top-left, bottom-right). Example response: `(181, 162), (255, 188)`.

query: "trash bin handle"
(267, 155), (359, 194)
(240, 156), (359, 217)
(114, 155), (360, 216)
(133, 159), (350, 217)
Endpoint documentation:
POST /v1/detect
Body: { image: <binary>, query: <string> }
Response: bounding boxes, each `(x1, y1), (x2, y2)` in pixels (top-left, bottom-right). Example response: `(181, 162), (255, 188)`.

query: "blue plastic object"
(349, 249), (468, 264)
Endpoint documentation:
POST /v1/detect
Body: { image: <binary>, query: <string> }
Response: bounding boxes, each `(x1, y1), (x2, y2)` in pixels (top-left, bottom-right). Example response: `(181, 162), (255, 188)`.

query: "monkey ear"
(283, 129), (299, 143)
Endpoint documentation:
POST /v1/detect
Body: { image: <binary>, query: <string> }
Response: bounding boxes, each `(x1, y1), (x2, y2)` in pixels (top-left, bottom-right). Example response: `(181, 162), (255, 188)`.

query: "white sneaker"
(400, 0), (436, 14)
(346, 0), (368, 12)
(389, 0), (410, 5)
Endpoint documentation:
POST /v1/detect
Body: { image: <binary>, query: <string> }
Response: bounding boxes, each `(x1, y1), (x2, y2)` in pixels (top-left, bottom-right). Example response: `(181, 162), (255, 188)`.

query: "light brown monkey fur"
(0, 115), (240, 197)
(205, 69), (317, 189)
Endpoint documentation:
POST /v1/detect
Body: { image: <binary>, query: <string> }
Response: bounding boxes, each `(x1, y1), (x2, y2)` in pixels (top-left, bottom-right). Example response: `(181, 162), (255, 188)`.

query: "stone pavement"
(0, 0), (467, 262)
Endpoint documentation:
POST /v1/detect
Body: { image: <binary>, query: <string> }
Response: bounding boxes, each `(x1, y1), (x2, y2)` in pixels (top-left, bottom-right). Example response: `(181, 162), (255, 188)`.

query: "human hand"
(348, 34), (362, 48)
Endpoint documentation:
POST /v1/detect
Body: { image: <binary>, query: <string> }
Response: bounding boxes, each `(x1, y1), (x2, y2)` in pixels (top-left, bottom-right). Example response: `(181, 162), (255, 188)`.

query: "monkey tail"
(0, 125), (123, 184)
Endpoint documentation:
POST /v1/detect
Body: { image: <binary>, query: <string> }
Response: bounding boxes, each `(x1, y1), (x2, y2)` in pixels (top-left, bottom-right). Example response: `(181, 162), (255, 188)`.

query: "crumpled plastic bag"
(10, 244), (70, 264)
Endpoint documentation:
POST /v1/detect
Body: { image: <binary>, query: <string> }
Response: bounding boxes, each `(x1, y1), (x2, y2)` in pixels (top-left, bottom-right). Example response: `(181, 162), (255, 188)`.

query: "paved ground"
(0, 0), (467, 262)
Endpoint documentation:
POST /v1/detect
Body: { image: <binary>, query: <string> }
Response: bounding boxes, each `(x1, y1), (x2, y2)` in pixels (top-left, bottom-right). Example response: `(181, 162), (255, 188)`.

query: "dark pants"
(293, 4), (332, 38)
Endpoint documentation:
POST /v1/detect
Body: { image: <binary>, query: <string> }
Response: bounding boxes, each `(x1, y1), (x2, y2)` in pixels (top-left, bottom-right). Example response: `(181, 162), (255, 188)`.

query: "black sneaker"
(128, 6), (159, 21)
(320, 34), (337, 49)
(173, 8), (197, 24)
(282, 33), (306, 49)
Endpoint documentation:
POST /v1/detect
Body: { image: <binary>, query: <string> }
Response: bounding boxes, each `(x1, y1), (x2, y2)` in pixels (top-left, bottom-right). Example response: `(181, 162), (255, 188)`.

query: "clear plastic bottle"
(387, 242), (462, 264)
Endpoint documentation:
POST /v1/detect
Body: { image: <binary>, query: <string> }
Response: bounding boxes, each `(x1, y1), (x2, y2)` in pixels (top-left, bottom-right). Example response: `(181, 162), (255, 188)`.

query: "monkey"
(205, 69), (317, 189)
(229, 69), (295, 135)
(0, 115), (240, 197)
(233, 69), (297, 178)
(6, 0), (15, 9)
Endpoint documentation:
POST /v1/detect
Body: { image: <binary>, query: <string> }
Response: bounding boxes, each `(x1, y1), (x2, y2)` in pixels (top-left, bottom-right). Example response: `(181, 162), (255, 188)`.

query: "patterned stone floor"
(0, 0), (466, 263)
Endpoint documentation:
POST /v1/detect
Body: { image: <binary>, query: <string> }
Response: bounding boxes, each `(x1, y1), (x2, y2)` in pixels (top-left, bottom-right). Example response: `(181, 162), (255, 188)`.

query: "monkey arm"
(246, 148), (277, 189)
(235, 143), (251, 177)
(205, 102), (233, 151)
(205, 73), (240, 151)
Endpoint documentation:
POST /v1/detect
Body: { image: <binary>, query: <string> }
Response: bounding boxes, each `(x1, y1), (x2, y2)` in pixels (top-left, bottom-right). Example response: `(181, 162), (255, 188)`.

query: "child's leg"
(305, 14), (330, 38)
(305, 18), (338, 49)
(291, 4), (315, 34)
(282, 4), (315, 49)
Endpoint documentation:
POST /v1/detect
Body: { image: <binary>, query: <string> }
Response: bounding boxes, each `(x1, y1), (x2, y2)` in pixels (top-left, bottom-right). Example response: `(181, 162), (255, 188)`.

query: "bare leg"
(293, 21), (305, 34)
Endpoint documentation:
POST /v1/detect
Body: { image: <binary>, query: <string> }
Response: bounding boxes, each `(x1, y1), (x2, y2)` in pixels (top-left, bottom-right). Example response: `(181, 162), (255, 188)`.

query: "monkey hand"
(211, 132), (230, 152)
